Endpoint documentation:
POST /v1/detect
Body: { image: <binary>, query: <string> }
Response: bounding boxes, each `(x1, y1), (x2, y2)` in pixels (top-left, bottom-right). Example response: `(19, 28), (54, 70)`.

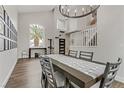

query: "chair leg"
(41, 73), (44, 88)
(69, 83), (75, 88)
(45, 78), (48, 88)
(41, 72), (47, 88)
(64, 77), (71, 88)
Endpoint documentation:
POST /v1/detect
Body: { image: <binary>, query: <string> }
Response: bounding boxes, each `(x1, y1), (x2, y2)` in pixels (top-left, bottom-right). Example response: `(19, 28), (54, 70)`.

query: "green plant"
(30, 25), (43, 40)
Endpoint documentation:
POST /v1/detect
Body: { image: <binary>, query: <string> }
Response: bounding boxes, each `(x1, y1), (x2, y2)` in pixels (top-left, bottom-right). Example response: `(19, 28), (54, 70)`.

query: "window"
(29, 24), (45, 48)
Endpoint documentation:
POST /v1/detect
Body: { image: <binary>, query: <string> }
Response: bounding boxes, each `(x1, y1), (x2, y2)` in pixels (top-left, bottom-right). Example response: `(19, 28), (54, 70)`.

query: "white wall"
(70, 6), (124, 83)
(0, 5), (18, 87)
(69, 19), (78, 32)
(53, 7), (69, 54)
(95, 6), (124, 82)
(53, 6), (94, 54)
(69, 16), (90, 32)
(18, 11), (56, 58)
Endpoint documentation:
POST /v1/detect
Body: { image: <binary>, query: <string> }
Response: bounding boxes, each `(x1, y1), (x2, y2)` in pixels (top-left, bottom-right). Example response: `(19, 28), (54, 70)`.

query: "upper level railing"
(82, 26), (97, 47)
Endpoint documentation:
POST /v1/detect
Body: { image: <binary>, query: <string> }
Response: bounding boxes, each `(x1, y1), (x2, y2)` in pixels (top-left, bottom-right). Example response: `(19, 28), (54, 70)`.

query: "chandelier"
(59, 5), (100, 18)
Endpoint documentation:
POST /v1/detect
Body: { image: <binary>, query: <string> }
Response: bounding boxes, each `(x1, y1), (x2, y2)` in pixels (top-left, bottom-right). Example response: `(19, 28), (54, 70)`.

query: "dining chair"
(40, 57), (47, 88)
(79, 51), (93, 61)
(70, 58), (122, 88)
(42, 56), (67, 88)
(68, 50), (78, 58)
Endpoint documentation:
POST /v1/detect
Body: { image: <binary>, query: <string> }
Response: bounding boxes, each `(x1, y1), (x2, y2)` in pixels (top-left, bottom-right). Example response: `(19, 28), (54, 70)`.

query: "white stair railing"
(82, 27), (97, 47)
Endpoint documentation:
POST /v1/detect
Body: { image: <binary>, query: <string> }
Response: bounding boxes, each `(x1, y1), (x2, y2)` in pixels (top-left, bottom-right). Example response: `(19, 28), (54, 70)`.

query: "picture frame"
(7, 15), (10, 26)
(11, 41), (13, 49)
(7, 28), (9, 38)
(10, 20), (12, 28)
(4, 11), (8, 23)
(0, 20), (4, 35)
(4, 25), (7, 36)
(0, 6), (17, 52)
(5, 39), (8, 50)
(10, 41), (12, 49)
(8, 40), (10, 50)
(0, 36), (4, 51)
(9, 31), (12, 39)
(11, 32), (13, 40)
(0, 6), (4, 19)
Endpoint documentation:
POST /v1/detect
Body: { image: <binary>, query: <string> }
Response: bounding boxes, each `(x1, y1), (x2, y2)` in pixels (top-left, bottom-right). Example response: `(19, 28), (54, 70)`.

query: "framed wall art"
(0, 6), (17, 52)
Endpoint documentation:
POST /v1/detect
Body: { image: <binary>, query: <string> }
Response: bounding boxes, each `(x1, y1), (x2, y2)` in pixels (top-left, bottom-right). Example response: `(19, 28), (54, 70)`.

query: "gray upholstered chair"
(42, 56), (66, 88)
(68, 50), (78, 58)
(79, 51), (93, 61)
(70, 58), (122, 88)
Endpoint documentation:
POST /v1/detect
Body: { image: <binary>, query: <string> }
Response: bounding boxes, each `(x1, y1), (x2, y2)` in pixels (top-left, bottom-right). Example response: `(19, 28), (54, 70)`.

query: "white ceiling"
(16, 5), (56, 13)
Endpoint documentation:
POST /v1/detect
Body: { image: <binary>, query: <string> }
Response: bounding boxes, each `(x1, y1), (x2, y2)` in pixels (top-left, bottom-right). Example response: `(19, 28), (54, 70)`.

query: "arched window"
(29, 24), (45, 48)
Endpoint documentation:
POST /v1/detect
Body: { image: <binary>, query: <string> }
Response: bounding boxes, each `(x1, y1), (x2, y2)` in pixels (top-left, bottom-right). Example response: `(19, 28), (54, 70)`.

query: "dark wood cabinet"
(29, 48), (47, 58)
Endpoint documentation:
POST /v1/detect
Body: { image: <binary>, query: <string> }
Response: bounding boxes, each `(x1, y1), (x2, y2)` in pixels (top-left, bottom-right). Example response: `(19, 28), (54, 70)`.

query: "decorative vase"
(90, 17), (97, 25)
(34, 37), (39, 47)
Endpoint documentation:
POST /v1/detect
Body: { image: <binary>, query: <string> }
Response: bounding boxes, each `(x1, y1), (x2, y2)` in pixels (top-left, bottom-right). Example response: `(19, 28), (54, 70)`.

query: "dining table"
(46, 54), (106, 88)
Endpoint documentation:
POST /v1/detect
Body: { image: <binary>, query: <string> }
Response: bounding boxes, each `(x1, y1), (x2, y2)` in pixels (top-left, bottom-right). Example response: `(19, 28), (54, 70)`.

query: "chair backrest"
(40, 57), (47, 87)
(40, 56), (46, 74)
(68, 50), (78, 58)
(79, 51), (93, 61)
(100, 58), (122, 88)
(42, 56), (57, 88)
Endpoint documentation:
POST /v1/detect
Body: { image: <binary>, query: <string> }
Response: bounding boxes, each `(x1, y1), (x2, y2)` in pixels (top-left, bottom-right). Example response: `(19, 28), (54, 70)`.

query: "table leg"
(29, 48), (31, 58)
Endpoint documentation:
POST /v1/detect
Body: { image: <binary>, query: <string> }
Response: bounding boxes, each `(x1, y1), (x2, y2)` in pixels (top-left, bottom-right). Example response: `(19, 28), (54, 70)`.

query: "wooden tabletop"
(47, 54), (105, 88)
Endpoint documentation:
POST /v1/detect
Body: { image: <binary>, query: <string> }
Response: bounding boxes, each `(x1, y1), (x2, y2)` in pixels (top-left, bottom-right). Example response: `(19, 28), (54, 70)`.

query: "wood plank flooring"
(5, 58), (124, 88)
(6, 59), (42, 88)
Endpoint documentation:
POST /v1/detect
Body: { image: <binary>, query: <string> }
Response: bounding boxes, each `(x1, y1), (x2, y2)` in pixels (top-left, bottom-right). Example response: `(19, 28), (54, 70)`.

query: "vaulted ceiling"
(16, 5), (56, 13)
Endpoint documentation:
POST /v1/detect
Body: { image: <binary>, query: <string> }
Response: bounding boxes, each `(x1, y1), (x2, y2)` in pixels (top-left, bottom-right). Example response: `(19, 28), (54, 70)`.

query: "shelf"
(65, 30), (81, 35)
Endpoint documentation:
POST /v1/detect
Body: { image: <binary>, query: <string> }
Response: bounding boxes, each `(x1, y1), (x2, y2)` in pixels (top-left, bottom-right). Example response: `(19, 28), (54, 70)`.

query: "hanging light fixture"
(59, 5), (100, 18)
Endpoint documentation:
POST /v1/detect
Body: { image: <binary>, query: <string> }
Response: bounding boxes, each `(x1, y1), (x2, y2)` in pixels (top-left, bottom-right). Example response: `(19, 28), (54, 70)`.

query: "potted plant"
(30, 24), (43, 47)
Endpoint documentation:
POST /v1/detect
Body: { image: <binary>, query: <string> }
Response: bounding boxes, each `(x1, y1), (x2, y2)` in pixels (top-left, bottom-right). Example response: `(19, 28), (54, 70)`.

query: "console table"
(29, 48), (47, 58)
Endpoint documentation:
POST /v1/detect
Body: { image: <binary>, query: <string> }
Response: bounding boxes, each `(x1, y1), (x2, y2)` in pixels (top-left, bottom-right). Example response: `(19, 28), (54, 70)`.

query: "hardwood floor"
(6, 59), (42, 88)
(5, 58), (124, 88)
(112, 81), (124, 88)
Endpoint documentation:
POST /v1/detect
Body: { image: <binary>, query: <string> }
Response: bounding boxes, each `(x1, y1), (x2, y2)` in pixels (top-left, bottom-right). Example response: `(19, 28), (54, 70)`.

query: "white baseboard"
(1, 62), (17, 88)
(115, 76), (124, 83)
